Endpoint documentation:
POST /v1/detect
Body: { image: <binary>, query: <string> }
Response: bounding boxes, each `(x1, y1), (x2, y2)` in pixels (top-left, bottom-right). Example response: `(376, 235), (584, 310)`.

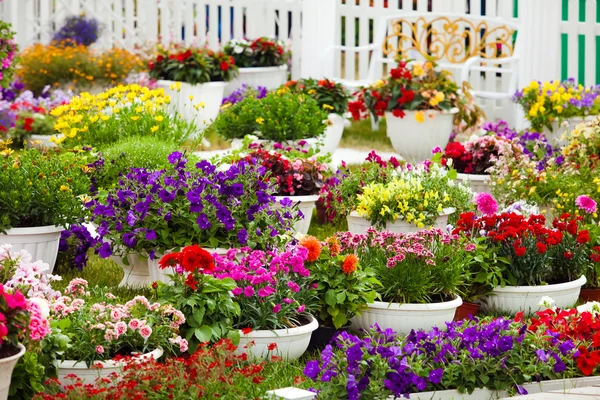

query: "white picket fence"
(0, 0), (599, 125)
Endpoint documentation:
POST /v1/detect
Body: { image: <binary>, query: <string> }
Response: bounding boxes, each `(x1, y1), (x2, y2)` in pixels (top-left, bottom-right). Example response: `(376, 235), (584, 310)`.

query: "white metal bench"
(323, 12), (520, 125)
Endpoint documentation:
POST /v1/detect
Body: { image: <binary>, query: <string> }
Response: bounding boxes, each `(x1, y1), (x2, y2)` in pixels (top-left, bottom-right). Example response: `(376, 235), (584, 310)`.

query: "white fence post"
(518, 0), (562, 85)
(300, 0), (336, 79)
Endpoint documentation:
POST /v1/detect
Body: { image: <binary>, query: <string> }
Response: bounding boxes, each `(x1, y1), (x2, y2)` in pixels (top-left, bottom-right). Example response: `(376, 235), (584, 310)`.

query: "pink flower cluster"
(27, 299), (50, 341)
(0, 283), (27, 346)
(576, 195), (597, 214)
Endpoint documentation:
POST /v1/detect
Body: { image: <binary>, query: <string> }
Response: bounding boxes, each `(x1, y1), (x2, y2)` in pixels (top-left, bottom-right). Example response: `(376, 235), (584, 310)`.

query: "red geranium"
(180, 245), (215, 273)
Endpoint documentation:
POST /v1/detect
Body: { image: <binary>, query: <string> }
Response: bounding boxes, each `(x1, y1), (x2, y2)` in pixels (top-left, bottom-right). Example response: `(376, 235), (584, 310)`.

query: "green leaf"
(193, 308), (205, 325)
(480, 374), (489, 384)
(333, 312), (348, 329)
(325, 290), (337, 307)
(336, 292), (346, 304)
(194, 326), (213, 342)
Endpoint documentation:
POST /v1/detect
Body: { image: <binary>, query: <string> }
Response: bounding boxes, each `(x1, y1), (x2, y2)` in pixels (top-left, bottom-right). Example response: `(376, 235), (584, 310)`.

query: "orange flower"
(342, 254), (358, 275)
(300, 235), (322, 262)
(326, 236), (341, 256)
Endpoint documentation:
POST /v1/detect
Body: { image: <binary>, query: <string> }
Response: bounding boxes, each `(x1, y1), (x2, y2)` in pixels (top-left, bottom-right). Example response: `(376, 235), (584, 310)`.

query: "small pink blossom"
(115, 321), (127, 336)
(272, 304), (281, 313)
(576, 195), (597, 214)
(465, 243), (477, 252)
(283, 298), (293, 304)
(128, 319), (141, 330)
(297, 305), (305, 313)
(139, 325), (152, 340)
(243, 286), (255, 297)
(474, 192), (498, 216)
(231, 287), (243, 296)
(96, 345), (104, 354)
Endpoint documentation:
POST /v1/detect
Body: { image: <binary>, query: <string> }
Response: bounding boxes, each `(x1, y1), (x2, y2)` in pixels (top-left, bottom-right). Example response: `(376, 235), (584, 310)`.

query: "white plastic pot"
(485, 275), (586, 314)
(456, 173), (492, 194)
(225, 65), (288, 95)
(56, 348), (163, 386)
(148, 247), (229, 284)
(274, 195), (319, 235)
(385, 109), (457, 163)
(155, 80), (181, 114)
(351, 297), (463, 335)
(320, 113), (346, 155)
(27, 135), (57, 148)
(346, 211), (449, 235)
(236, 315), (318, 360)
(111, 253), (150, 287)
(543, 115), (598, 146)
(0, 344), (25, 400)
(180, 81), (227, 133)
(0, 225), (64, 273)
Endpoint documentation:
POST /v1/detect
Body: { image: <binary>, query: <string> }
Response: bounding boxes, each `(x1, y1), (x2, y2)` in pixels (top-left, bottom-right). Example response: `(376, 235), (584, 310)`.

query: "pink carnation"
(139, 325), (153, 340)
(474, 192), (498, 216)
(575, 195), (597, 214)
(272, 304), (281, 313)
(96, 345), (104, 354)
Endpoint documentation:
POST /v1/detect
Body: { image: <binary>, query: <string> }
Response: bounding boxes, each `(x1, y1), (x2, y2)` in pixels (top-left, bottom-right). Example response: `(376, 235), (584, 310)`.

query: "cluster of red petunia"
(158, 245), (214, 290)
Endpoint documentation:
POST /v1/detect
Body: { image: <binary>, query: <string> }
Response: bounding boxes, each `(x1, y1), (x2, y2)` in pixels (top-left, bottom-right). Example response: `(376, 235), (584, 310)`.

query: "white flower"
(577, 301), (600, 314)
(29, 297), (50, 318)
(538, 296), (555, 309)
(233, 45), (244, 54)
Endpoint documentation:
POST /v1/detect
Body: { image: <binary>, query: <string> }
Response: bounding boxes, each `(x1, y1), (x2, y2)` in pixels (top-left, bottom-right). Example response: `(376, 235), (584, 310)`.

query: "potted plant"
(211, 246), (319, 360)
(236, 148), (327, 235)
(348, 60), (483, 162)
(513, 78), (600, 145)
(88, 152), (298, 285)
(51, 279), (185, 385)
(335, 229), (465, 334)
(0, 285), (28, 400)
(210, 88), (328, 149)
(349, 162), (472, 234)
(453, 211), (591, 314)
(223, 37), (289, 95)
(0, 21), (18, 89)
(148, 45), (238, 131)
(285, 79), (351, 154)
(0, 145), (93, 270)
(299, 235), (380, 349)
(155, 245), (240, 352)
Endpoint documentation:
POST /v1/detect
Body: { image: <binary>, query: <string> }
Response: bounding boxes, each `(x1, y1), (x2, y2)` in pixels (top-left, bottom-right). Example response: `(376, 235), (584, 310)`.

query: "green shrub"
(210, 89), (328, 142)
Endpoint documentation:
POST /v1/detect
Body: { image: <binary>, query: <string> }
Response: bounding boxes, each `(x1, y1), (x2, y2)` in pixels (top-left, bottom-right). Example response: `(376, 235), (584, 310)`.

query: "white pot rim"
(492, 275), (587, 294)
(182, 81), (229, 88)
(385, 108), (459, 117)
(327, 113), (346, 121)
(57, 347), (163, 369)
(0, 343), (26, 363)
(238, 65), (288, 73)
(4, 225), (65, 234)
(274, 195), (320, 202)
(456, 173), (491, 181)
(367, 296), (463, 311)
(239, 314), (318, 338)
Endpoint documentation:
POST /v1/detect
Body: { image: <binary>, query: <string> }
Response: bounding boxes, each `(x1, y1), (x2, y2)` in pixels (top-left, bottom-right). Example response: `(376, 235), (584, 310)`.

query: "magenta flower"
(575, 195), (597, 214)
(273, 304), (281, 313)
(231, 287), (243, 296)
(243, 286), (255, 297)
(474, 192), (498, 216)
(257, 285), (276, 297)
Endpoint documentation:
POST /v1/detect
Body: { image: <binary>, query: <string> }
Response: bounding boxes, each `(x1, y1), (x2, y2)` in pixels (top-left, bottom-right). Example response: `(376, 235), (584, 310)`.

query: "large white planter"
(456, 173), (492, 194)
(385, 109), (457, 163)
(352, 297), (462, 335)
(225, 65), (288, 95)
(274, 195), (319, 235)
(110, 253), (150, 287)
(56, 348), (163, 386)
(543, 115), (598, 146)
(180, 81), (227, 133)
(346, 211), (449, 235)
(0, 344), (25, 400)
(236, 315), (318, 360)
(0, 225), (64, 273)
(485, 275), (586, 314)
(148, 247), (229, 284)
(320, 113), (346, 155)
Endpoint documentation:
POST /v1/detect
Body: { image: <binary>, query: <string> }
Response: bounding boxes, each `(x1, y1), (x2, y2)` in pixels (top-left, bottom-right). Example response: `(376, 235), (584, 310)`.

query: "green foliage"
(8, 351), (45, 400)
(224, 38), (289, 68)
(156, 273), (240, 352)
(9, 112), (56, 146)
(286, 78), (351, 116)
(0, 146), (94, 232)
(210, 89), (328, 141)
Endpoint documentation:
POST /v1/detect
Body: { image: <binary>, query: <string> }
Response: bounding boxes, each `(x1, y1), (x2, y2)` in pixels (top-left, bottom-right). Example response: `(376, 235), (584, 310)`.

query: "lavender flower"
(221, 84), (267, 106)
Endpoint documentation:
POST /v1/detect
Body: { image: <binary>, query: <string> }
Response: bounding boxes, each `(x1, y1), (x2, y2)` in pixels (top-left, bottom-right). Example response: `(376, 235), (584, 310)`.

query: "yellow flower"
(256, 117), (265, 125)
(155, 115), (164, 122)
(415, 111), (425, 123)
(323, 104), (334, 110)
(413, 64), (424, 77)
(131, 116), (140, 121)
(151, 125), (159, 132)
(59, 185), (70, 192)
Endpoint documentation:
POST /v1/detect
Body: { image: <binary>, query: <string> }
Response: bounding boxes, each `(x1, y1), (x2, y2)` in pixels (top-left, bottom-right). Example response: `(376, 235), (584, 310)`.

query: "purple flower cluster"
(52, 15), (100, 47)
(58, 224), (100, 270)
(304, 318), (577, 399)
(89, 152), (299, 258)
(221, 84), (267, 106)
(0, 79), (24, 102)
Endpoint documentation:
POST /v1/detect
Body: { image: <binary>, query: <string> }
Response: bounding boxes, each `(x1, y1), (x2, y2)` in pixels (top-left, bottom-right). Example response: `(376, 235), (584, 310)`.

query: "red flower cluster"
(443, 142), (474, 173)
(158, 245), (214, 290)
(250, 38), (284, 55)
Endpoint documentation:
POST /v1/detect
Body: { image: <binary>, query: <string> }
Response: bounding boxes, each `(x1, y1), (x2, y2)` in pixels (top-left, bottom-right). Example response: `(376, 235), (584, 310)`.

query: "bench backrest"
(368, 13), (520, 80)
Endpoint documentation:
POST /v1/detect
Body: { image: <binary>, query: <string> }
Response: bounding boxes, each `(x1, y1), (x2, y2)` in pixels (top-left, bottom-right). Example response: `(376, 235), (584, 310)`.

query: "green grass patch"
(339, 119), (393, 152)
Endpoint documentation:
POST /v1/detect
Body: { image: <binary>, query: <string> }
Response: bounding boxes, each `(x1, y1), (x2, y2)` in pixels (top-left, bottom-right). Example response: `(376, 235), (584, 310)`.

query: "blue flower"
(167, 151), (183, 165)
(98, 241), (113, 258)
(303, 360), (321, 380)
(237, 229), (248, 245)
(197, 213), (212, 230)
(146, 230), (157, 241)
(428, 368), (443, 385)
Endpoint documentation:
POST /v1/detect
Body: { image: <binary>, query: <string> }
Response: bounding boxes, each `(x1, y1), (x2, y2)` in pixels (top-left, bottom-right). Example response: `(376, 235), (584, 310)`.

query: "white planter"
(351, 297), (462, 335)
(27, 135), (57, 148)
(0, 225), (64, 273)
(180, 81), (227, 133)
(274, 195), (319, 235)
(456, 173), (492, 194)
(346, 211), (449, 235)
(543, 115), (598, 146)
(0, 344), (25, 400)
(110, 253), (150, 287)
(148, 247), (229, 284)
(385, 109), (457, 163)
(236, 315), (318, 360)
(56, 348), (163, 386)
(225, 65), (288, 95)
(485, 275), (586, 314)
(320, 113), (346, 155)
